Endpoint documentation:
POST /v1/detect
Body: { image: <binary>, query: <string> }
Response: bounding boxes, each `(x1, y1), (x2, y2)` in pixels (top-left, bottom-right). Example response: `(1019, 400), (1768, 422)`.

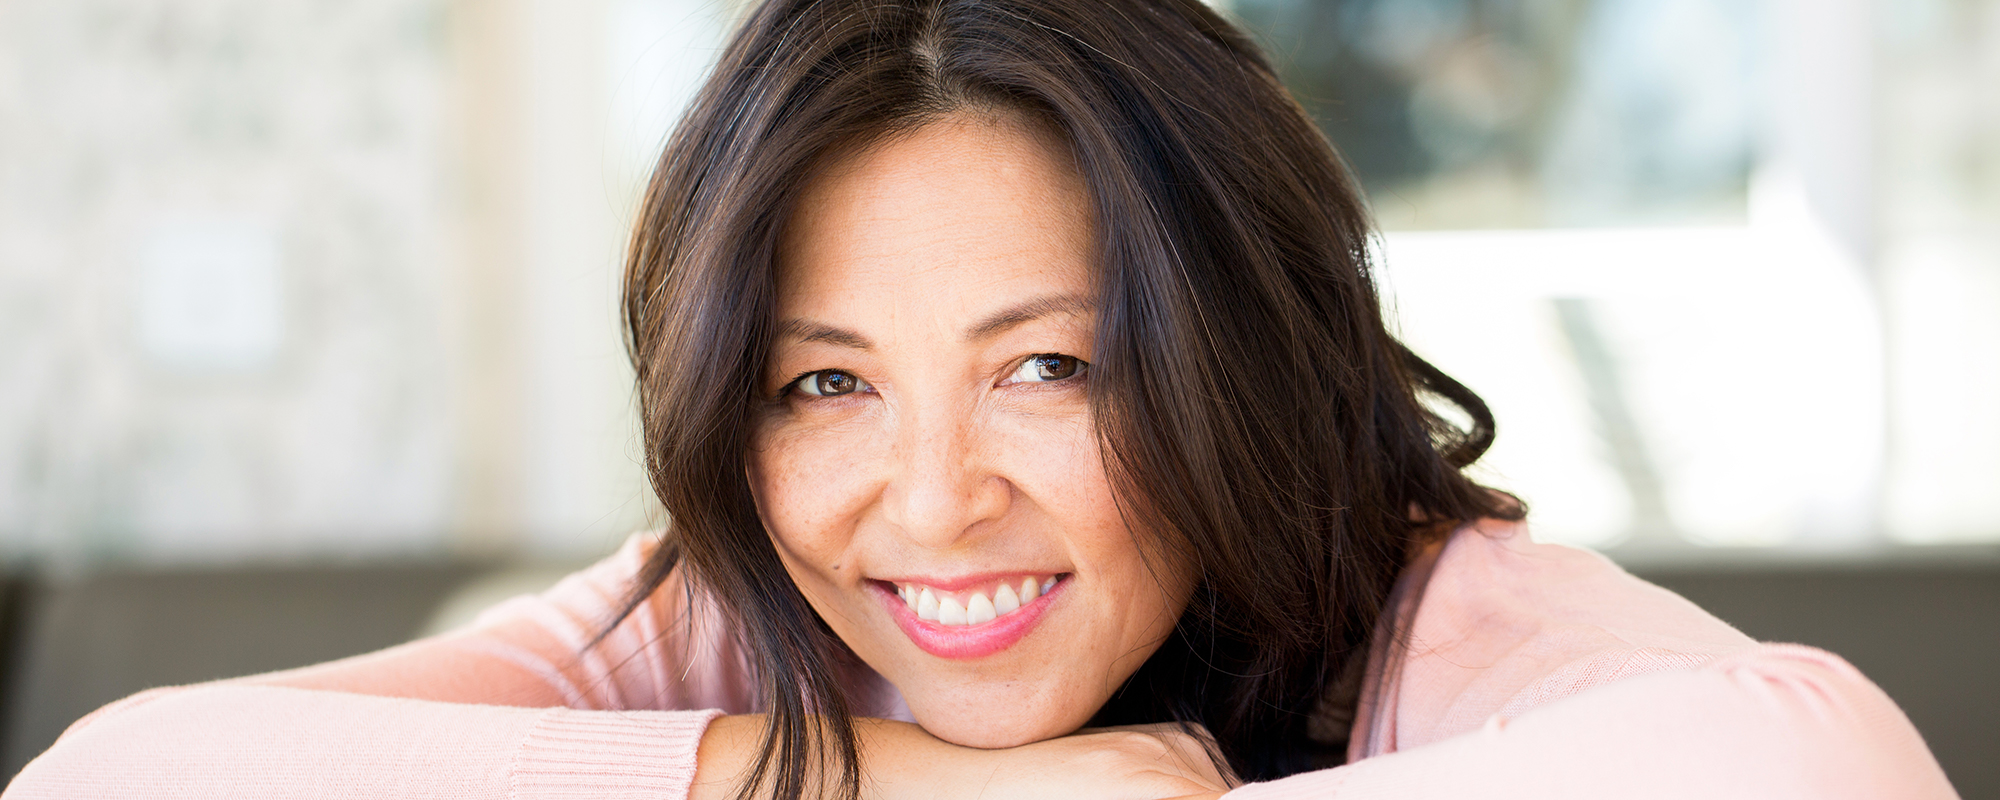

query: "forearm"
(693, 715), (1235, 800)
(4, 685), (720, 800)
(1225, 646), (1957, 800)
(692, 715), (966, 800)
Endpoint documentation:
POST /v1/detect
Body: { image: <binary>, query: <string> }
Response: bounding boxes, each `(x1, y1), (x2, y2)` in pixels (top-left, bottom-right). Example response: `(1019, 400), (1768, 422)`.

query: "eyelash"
(780, 369), (871, 400)
(778, 354), (1089, 400)
(1003, 353), (1088, 385)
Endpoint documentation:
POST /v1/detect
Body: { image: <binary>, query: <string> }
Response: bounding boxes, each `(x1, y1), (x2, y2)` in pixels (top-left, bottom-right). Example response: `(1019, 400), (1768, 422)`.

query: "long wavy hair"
(616, 1), (1522, 798)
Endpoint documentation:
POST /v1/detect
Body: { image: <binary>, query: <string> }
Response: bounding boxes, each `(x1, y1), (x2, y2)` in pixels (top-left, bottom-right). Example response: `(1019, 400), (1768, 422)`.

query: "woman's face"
(748, 112), (1193, 749)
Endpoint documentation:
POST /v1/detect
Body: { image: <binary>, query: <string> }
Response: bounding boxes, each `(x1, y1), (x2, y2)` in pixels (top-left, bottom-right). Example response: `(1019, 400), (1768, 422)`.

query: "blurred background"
(0, 0), (1995, 793)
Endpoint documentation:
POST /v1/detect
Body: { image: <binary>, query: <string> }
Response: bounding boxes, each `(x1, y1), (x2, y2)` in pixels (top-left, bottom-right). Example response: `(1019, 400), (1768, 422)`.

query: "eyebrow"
(776, 319), (875, 350)
(774, 293), (1094, 351)
(965, 293), (1094, 342)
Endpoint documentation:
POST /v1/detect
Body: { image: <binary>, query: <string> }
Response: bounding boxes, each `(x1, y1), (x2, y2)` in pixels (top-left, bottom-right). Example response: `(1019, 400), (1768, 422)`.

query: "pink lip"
(872, 571), (1048, 593)
(872, 576), (1067, 660)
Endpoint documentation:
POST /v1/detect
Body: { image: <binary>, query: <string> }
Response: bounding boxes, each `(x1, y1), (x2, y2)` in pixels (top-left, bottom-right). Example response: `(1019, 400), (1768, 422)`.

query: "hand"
(694, 715), (1235, 800)
(887, 721), (1236, 800)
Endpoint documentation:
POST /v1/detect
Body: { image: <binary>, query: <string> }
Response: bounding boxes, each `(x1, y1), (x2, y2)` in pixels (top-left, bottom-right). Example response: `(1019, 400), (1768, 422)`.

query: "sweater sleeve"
(4, 534), (741, 800)
(1226, 644), (1958, 799)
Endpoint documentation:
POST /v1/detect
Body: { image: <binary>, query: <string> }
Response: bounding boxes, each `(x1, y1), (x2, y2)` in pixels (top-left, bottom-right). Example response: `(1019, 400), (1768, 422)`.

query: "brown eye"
(793, 370), (869, 397)
(1034, 354), (1078, 380)
(1006, 354), (1086, 384)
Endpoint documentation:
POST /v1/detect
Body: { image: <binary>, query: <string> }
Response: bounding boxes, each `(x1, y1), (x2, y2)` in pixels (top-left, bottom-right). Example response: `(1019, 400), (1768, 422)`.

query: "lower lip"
(874, 578), (1067, 660)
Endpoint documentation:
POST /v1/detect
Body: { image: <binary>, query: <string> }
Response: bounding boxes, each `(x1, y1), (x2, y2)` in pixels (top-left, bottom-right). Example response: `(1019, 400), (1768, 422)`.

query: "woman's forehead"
(774, 113), (1096, 324)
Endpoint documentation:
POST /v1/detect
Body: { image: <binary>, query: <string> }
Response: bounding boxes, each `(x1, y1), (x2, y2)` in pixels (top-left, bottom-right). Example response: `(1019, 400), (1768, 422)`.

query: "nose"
(878, 398), (1011, 550)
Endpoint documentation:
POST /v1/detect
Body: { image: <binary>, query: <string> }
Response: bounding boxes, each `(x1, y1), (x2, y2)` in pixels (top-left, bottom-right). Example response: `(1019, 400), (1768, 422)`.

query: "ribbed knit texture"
(511, 708), (723, 799)
(5, 523), (1959, 799)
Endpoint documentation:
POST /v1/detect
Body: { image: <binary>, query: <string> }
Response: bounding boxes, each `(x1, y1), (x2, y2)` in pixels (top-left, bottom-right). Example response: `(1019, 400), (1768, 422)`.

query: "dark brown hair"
(618, 1), (1521, 798)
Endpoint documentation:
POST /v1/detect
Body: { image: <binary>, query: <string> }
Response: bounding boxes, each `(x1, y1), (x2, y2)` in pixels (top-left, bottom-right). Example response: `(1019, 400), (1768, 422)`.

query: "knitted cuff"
(511, 707), (726, 800)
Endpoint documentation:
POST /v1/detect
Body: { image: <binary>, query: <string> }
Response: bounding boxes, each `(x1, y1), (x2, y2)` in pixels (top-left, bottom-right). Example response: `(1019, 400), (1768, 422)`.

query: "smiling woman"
(618, 0), (1523, 792)
(2, 1), (1960, 799)
(751, 114), (1192, 748)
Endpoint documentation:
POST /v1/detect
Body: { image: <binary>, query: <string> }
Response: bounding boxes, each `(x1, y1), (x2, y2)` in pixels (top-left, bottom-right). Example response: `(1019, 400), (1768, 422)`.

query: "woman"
(6, 1), (1956, 798)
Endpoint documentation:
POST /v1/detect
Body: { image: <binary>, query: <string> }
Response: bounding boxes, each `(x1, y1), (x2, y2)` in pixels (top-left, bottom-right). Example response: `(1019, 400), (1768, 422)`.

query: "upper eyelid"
(1002, 353), (1087, 383)
(778, 368), (865, 398)
(777, 354), (1085, 392)
(776, 368), (840, 396)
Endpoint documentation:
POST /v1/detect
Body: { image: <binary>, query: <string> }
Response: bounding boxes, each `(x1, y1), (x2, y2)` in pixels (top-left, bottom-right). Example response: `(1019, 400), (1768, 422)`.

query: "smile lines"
(894, 576), (1061, 626)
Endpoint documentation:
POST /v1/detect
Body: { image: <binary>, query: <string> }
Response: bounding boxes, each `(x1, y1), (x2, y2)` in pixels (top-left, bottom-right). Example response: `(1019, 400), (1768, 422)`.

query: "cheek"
(1002, 415), (1125, 552)
(746, 420), (882, 575)
(994, 407), (1105, 497)
(997, 415), (1187, 622)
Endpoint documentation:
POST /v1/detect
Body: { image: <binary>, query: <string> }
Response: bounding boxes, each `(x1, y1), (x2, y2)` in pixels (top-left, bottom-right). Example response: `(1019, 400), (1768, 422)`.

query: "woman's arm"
(3, 534), (1229, 800)
(6, 688), (1227, 800)
(690, 716), (1232, 800)
(4, 535), (743, 799)
(1225, 645), (1959, 799)
(4, 684), (722, 799)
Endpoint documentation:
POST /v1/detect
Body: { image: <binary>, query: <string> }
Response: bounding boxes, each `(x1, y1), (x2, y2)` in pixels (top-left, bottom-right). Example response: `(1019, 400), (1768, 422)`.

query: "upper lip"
(870, 570), (1065, 592)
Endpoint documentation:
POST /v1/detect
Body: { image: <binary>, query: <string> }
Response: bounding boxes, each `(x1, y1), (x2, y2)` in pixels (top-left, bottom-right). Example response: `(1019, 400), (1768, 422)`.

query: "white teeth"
(993, 582), (1020, 614)
(966, 592), (996, 625)
(899, 576), (1058, 626)
(937, 596), (968, 625)
(917, 588), (939, 621)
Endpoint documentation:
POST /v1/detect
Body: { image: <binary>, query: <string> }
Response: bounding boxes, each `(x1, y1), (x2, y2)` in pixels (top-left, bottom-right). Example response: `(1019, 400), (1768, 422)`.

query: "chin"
(908, 694), (1093, 749)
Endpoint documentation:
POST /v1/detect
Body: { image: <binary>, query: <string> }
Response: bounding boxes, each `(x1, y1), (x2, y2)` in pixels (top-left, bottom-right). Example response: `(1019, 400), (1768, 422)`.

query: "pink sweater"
(5, 520), (1958, 799)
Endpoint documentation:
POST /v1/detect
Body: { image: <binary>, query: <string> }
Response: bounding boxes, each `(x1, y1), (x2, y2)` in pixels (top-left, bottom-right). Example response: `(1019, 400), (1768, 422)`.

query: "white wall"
(0, 0), (733, 564)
